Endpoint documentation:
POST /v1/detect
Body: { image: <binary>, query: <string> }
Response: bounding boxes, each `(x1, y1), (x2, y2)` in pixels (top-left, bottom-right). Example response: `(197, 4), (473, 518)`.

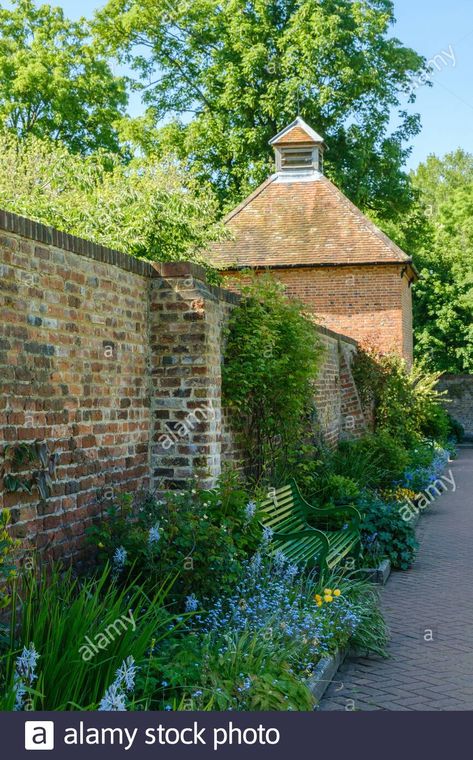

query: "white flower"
(98, 682), (127, 711)
(13, 644), (39, 711)
(245, 501), (257, 522)
(16, 644), (40, 683)
(273, 549), (286, 569)
(185, 594), (199, 612)
(99, 656), (137, 711)
(262, 526), (273, 545)
(148, 525), (160, 545)
(115, 656), (137, 691)
(113, 546), (127, 569)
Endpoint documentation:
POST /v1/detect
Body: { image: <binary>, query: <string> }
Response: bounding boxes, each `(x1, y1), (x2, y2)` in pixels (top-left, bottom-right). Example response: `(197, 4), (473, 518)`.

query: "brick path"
(320, 447), (473, 711)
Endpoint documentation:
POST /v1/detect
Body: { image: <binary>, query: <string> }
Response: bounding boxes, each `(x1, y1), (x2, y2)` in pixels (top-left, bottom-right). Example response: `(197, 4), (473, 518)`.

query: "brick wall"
(0, 210), (368, 563)
(222, 264), (414, 365)
(314, 327), (368, 448)
(437, 374), (473, 441)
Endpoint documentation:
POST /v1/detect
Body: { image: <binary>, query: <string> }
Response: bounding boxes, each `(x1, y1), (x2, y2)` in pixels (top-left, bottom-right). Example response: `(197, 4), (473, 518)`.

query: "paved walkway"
(320, 447), (473, 711)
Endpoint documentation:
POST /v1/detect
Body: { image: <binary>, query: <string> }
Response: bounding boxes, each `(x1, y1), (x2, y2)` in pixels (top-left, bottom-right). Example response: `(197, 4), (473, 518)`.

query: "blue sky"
(4, 0), (473, 169)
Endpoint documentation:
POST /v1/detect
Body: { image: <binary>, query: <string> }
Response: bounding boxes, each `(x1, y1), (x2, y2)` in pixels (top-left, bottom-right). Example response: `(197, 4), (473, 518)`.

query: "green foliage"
(352, 345), (450, 446)
(358, 491), (418, 570)
(408, 150), (473, 373)
(0, 563), (176, 710)
(0, 131), (226, 268)
(88, 470), (261, 604)
(145, 556), (387, 711)
(96, 0), (425, 217)
(222, 274), (322, 481)
(0, 0), (127, 153)
(151, 629), (316, 711)
(319, 474), (362, 505)
(0, 510), (19, 612)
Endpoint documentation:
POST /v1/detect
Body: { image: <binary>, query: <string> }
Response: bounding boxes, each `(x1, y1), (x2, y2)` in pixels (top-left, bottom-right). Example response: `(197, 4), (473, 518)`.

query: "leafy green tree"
(0, 131), (226, 265)
(96, 0), (425, 215)
(0, 0), (128, 152)
(409, 151), (473, 373)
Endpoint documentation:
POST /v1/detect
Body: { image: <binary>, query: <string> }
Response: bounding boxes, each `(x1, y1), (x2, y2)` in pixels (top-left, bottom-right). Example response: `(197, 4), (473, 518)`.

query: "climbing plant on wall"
(222, 274), (323, 482)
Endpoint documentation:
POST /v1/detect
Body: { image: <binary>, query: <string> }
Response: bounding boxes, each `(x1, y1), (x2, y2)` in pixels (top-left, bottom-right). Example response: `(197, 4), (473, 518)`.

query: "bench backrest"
(259, 482), (307, 533)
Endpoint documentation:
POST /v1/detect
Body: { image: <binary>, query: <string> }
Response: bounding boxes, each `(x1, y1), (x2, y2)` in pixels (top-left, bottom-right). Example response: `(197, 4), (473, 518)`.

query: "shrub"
(332, 432), (409, 490)
(145, 551), (387, 711)
(222, 274), (322, 482)
(352, 345), (449, 447)
(0, 564), (175, 710)
(316, 474), (362, 505)
(447, 413), (464, 442)
(358, 491), (418, 570)
(88, 469), (261, 605)
(0, 510), (19, 612)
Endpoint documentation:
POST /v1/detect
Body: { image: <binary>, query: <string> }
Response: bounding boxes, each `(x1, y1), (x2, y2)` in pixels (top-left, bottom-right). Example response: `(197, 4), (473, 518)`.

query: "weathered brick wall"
(222, 264), (414, 365)
(0, 214), (153, 563)
(0, 209), (368, 563)
(148, 266), (239, 490)
(314, 327), (367, 449)
(437, 374), (473, 440)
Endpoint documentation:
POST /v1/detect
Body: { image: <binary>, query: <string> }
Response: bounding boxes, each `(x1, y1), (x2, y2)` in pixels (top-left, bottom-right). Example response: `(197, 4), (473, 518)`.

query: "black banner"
(0, 711), (462, 759)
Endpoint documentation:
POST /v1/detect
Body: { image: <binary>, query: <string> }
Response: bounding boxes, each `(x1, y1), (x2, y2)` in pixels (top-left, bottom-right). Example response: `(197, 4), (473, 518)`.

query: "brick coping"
(0, 208), (363, 329)
(0, 207), (239, 305)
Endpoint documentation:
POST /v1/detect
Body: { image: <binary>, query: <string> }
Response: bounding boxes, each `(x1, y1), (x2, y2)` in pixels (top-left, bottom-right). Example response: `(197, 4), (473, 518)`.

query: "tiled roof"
(271, 125), (319, 144)
(209, 175), (413, 270)
(269, 117), (325, 146)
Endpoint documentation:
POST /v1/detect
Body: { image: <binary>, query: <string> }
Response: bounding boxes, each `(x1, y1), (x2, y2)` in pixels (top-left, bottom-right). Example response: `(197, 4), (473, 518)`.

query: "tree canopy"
(0, 0), (128, 152)
(408, 150), (473, 373)
(0, 131), (226, 266)
(95, 0), (425, 215)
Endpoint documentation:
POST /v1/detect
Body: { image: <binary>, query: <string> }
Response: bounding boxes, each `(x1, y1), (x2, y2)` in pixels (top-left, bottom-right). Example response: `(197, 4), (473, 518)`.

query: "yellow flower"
(324, 588), (332, 595)
(324, 594), (333, 603)
(98, 542), (104, 549)
(314, 594), (323, 603)
(316, 600), (323, 607)
(333, 589), (341, 597)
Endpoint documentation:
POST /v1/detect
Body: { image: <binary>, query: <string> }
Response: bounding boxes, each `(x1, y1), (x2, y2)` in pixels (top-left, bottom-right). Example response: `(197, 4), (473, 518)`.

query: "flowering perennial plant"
(99, 656), (137, 712)
(401, 445), (451, 493)
(13, 644), (40, 711)
(200, 553), (360, 677)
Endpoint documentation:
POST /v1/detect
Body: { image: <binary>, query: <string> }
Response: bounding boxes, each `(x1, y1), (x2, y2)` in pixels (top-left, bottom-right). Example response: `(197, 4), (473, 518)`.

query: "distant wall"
(437, 374), (473, 440)
(0, 209), (368, 564)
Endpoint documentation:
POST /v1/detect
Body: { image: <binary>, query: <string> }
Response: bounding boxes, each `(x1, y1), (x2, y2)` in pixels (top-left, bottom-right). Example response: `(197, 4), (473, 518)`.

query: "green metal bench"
(259, 479), (361, 574)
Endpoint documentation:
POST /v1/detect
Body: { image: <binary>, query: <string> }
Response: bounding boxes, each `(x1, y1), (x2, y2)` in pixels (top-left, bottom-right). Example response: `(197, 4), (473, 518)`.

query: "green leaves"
(0, 0), (127, 153)
(0, 130), (226, 268)
(97, 0), (425, 215)
(222, 274), (322, 481)
(408, 150), (473, 373)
